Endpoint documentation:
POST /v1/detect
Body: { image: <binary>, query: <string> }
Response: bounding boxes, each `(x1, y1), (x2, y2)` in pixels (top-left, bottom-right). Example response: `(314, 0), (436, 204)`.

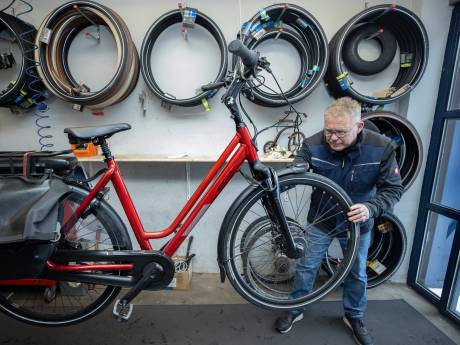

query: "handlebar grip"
(228, 40), (259, 71)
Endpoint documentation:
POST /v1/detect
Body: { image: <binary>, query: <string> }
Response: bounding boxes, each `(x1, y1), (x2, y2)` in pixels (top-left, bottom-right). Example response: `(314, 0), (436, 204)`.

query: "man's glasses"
(324, 127), (353, 138)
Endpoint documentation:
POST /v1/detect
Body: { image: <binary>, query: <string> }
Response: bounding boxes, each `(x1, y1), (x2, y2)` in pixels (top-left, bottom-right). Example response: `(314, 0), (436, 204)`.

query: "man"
(275, 97), (404, 345)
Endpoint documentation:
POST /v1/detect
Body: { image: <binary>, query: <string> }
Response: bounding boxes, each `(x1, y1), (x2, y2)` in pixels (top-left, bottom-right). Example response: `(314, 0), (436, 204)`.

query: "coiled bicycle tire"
(324, 4), (428, 104)
(0, 12), (44, 110)
(362, 111), (422, 190)
(140, 8), (228, 107)
(35, 0), (139, 109)
(323, 211), (407, 289)
(237, 3), (328, 107)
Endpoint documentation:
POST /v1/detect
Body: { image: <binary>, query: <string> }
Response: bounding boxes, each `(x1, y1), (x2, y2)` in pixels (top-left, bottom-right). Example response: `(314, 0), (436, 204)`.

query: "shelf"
(77, 154), (294, 163)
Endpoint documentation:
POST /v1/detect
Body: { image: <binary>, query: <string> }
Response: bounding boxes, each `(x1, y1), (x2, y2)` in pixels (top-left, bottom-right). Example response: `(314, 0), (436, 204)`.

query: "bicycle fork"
(252, 162), (305, 259)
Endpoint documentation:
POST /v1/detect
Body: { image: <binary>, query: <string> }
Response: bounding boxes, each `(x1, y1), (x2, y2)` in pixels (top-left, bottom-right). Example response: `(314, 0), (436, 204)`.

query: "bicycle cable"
(250, 71), (306, 144)
(0, 0), (15, 12)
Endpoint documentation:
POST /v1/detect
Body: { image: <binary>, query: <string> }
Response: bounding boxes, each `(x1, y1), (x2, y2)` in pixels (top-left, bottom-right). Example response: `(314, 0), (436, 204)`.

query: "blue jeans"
(290, 226), (371, 319)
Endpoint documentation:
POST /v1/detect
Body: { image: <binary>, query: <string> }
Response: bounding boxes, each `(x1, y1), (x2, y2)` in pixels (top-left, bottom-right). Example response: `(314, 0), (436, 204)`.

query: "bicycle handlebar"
(200, 40), (263, 92)
(228, 40), (259, 72)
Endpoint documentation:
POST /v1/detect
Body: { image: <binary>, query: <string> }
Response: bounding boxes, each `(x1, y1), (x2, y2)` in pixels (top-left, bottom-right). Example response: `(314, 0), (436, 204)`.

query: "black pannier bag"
(0, 177), (71, 279)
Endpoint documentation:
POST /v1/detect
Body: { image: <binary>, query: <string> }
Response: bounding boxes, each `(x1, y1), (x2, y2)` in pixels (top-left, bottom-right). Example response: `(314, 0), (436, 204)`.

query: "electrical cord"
(238, 70), (306, 145)
(35, 0), (139, 110)
(15, 0), (31, 17)
(140, 7), (228, 108)
(324, 4), (428, 105)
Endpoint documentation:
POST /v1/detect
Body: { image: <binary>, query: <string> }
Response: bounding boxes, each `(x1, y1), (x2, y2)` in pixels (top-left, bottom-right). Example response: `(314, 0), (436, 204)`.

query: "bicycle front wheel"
(221, 172), (360, 311)
(0, 189), (132, 326)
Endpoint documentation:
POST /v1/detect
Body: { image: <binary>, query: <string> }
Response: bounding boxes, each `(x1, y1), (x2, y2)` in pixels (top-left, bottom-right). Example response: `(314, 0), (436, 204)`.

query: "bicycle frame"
(47, 125), (259, 272)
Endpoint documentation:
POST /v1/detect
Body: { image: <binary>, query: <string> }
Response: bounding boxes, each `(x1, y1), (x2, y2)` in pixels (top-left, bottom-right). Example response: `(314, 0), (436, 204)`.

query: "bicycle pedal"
(113, 299), (133, 322)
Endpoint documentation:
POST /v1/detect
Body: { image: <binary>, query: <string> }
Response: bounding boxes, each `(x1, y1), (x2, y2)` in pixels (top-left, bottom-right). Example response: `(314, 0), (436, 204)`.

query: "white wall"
(0, 0), (453, 281)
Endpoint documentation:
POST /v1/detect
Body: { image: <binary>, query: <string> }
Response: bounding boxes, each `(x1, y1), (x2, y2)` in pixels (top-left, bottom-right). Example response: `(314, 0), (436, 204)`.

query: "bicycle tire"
(0, 188), (132, 326)
(220, 172), (359, 310)
(263, 141), (276, 154)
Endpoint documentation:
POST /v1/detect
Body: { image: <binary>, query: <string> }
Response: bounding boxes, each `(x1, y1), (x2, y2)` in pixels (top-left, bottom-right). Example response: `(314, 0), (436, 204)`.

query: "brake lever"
(201, 74), (234, 92)
(258, 56), (271, 73)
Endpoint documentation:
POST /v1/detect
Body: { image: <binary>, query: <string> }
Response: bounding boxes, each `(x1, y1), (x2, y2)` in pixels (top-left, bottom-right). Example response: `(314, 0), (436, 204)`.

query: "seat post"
(99, 139), (113, 161)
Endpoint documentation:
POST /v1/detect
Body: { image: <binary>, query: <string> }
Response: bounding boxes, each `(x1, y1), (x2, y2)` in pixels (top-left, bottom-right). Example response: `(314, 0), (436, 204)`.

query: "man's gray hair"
(324, 97), (361, 122)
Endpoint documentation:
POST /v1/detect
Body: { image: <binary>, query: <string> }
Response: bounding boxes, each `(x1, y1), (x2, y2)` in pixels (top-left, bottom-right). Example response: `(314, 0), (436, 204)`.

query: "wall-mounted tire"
(236, 3), (328, 107)
(0, 12), (45, 111)
(141, 8), (228, 107)
(362, 111), (423, 190)
(35, 0), (140, 110)
(324, 4), (428, 105)
(341, 23), (397, 76)
(322, 211), (407, 289)
(367, 212), (407, 289)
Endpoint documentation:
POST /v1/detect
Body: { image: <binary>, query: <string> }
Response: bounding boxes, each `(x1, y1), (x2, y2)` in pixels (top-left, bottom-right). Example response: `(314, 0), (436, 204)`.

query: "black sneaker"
(275, 311), (303, 334)
(343, 314), (374, 345)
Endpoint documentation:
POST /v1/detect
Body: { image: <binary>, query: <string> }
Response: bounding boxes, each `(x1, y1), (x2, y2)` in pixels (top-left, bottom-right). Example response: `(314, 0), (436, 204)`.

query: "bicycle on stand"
(0, 40), (359, 326)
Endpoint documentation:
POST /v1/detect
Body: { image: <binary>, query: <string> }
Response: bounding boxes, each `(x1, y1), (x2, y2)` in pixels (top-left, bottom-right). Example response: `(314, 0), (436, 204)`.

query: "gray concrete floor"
(134, 273), (460, 344)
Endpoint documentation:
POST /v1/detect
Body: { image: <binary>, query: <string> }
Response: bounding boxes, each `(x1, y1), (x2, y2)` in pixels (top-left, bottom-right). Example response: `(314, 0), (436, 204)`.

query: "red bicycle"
(0, 40), (359, 326)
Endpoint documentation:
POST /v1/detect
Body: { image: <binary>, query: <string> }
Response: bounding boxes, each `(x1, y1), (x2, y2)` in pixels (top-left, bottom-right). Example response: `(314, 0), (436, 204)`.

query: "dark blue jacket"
(293, 128), (404, 233)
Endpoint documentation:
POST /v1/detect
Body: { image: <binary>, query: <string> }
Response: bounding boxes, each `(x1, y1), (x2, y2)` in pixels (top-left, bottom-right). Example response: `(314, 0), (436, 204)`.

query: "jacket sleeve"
(363, 143), (404, 218)
(293, 140), (312, 166)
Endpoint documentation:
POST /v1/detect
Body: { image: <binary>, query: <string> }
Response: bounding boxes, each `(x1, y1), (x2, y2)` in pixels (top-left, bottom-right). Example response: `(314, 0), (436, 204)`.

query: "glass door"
(408, 4), (460, 325)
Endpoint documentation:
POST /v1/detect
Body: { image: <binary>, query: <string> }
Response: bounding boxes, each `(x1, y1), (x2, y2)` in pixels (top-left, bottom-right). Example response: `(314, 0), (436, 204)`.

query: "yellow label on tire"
(368, 259), (387, 275)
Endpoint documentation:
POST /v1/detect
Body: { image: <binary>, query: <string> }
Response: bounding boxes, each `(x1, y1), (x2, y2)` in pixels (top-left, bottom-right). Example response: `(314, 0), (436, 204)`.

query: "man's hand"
(348, 204), (370, 223)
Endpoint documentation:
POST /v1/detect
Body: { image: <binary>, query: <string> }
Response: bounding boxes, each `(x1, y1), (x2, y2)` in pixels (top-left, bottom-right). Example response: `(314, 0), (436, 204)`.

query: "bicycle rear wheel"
(220, 172), (359, 310)
(0, 189), (132, 326)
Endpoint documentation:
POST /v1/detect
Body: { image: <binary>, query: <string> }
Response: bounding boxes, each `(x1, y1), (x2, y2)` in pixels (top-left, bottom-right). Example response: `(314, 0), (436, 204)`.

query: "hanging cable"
(15, 0), (32, 17)
(237, 69), (307, 148)
(0, 0), (16, 12)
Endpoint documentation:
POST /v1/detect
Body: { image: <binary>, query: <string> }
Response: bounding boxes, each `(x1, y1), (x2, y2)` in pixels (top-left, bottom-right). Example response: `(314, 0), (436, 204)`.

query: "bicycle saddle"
(64, 123), (131, 142)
